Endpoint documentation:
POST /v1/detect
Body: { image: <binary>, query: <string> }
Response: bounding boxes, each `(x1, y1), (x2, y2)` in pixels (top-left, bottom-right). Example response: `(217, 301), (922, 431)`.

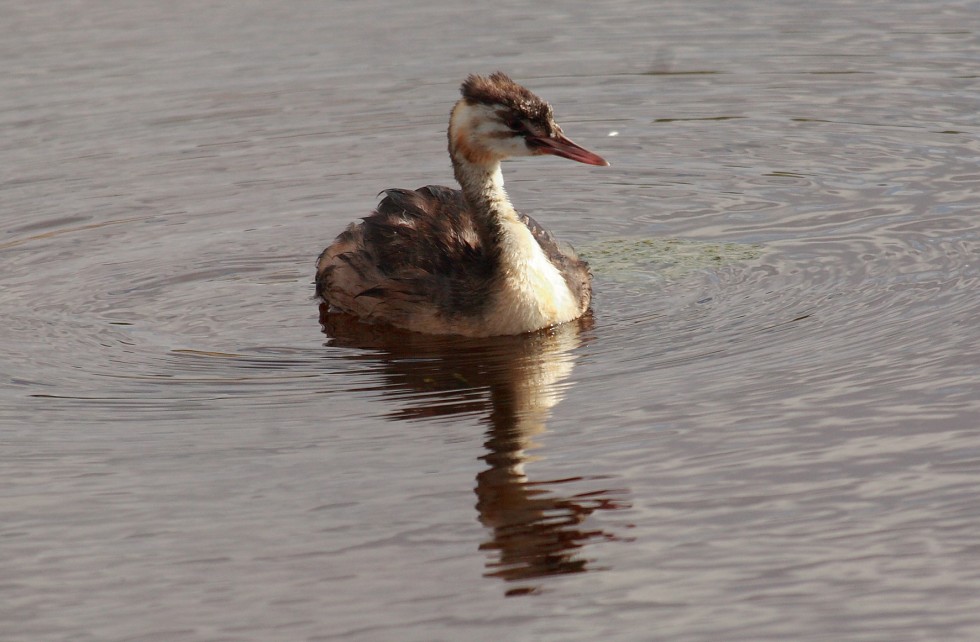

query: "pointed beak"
(528, 133), (610, 166)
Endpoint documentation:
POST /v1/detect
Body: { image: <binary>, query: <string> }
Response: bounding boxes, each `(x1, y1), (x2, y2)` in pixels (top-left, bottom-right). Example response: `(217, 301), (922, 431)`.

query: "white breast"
(481, 217), (580, 335)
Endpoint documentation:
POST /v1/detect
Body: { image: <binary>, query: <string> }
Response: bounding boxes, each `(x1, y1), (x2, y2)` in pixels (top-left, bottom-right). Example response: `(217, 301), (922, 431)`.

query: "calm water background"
(3, 1), (979, 640)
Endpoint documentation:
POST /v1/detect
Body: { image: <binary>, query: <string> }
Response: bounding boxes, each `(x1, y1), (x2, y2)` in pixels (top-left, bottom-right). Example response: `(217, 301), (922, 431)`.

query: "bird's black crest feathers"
(460, 72), (554, 123)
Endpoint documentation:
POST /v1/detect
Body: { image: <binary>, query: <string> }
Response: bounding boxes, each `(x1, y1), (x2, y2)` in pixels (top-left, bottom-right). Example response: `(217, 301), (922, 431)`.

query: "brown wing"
(315, 185), (500, 328)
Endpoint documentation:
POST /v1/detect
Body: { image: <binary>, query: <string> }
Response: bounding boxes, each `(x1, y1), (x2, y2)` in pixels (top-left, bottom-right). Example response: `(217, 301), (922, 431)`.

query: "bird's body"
(316, 72), (607, 337)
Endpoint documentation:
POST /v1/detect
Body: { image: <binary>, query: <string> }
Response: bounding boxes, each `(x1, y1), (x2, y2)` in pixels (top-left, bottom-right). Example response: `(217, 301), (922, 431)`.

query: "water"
(2, 1), (979, 640)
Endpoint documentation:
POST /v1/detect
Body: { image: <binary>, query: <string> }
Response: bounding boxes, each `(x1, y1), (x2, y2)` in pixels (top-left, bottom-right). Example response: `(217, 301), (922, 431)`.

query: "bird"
(315, 72), (608, 337)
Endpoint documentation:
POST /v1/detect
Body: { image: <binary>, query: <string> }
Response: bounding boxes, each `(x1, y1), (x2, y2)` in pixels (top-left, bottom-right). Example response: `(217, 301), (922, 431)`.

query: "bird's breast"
(480, 218), (581, 334)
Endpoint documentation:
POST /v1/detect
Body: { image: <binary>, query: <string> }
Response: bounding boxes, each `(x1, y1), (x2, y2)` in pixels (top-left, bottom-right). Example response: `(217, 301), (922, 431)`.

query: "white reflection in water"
(321, 308), (630, 595)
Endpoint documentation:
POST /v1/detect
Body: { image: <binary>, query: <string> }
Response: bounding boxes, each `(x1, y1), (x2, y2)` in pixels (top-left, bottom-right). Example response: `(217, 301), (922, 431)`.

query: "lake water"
(2, 1), (979, 640)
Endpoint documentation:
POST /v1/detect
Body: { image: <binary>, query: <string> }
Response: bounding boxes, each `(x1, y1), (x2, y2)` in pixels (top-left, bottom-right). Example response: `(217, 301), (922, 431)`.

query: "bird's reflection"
(320, 305), (630, 594)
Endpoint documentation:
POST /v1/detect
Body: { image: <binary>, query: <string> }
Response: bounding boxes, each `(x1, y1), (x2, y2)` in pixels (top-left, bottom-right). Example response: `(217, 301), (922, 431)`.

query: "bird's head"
(449, 72), (608, 167)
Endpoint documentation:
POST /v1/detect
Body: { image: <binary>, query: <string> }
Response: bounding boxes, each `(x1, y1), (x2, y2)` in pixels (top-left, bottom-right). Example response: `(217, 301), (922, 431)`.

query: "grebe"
(315, 72), (608, 337)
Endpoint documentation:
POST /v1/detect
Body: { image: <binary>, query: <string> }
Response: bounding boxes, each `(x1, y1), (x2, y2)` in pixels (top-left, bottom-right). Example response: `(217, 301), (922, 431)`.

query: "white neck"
(448, 111), (580, 334)
(454, 159), (514, 221)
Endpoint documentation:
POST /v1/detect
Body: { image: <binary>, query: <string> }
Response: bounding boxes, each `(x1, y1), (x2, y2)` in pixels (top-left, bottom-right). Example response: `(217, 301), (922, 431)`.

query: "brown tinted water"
(2, 1), (979, 640)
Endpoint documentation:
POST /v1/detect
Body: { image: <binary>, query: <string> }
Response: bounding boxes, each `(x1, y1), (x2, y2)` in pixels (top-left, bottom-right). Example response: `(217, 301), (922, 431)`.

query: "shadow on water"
(319, 305), (631, 596)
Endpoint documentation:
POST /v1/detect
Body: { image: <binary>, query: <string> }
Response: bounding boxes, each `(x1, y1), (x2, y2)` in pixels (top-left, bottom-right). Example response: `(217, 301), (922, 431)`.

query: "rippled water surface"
(3, 1), (979, 640)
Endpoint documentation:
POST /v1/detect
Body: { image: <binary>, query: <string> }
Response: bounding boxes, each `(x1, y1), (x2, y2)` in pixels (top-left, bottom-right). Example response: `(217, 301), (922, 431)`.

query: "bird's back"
(316, 185), (500, 333)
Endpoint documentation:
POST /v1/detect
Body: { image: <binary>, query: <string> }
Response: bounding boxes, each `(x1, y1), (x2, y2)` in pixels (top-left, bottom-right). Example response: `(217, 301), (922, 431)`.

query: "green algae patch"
(577, 237), (763, 282)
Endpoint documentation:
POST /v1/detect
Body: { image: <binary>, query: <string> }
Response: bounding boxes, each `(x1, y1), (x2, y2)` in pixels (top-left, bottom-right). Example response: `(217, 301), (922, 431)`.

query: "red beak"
(528, 133), (609, 166)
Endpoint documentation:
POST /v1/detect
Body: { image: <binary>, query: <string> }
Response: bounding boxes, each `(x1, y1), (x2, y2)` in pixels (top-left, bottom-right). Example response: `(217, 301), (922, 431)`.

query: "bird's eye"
(506, 117), (526, 133)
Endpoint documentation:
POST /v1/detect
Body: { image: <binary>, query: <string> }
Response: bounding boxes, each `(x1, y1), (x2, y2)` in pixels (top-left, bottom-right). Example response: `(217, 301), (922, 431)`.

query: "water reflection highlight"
(320, 307), (630, 594)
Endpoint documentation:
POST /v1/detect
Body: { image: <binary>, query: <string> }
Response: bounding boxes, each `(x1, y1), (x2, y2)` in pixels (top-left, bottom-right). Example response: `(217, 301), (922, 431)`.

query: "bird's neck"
(452, 157), (519, 236)
(451, 153), (581, 333)
(447, 100), (521, 243)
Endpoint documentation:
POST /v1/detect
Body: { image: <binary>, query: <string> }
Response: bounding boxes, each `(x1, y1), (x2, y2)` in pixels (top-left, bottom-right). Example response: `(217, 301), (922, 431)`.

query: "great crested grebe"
(315, 72), (608, 337)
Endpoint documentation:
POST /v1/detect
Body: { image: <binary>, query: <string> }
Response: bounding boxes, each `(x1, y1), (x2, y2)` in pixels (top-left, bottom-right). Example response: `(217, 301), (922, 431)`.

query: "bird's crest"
(460, 72), (554, 123)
